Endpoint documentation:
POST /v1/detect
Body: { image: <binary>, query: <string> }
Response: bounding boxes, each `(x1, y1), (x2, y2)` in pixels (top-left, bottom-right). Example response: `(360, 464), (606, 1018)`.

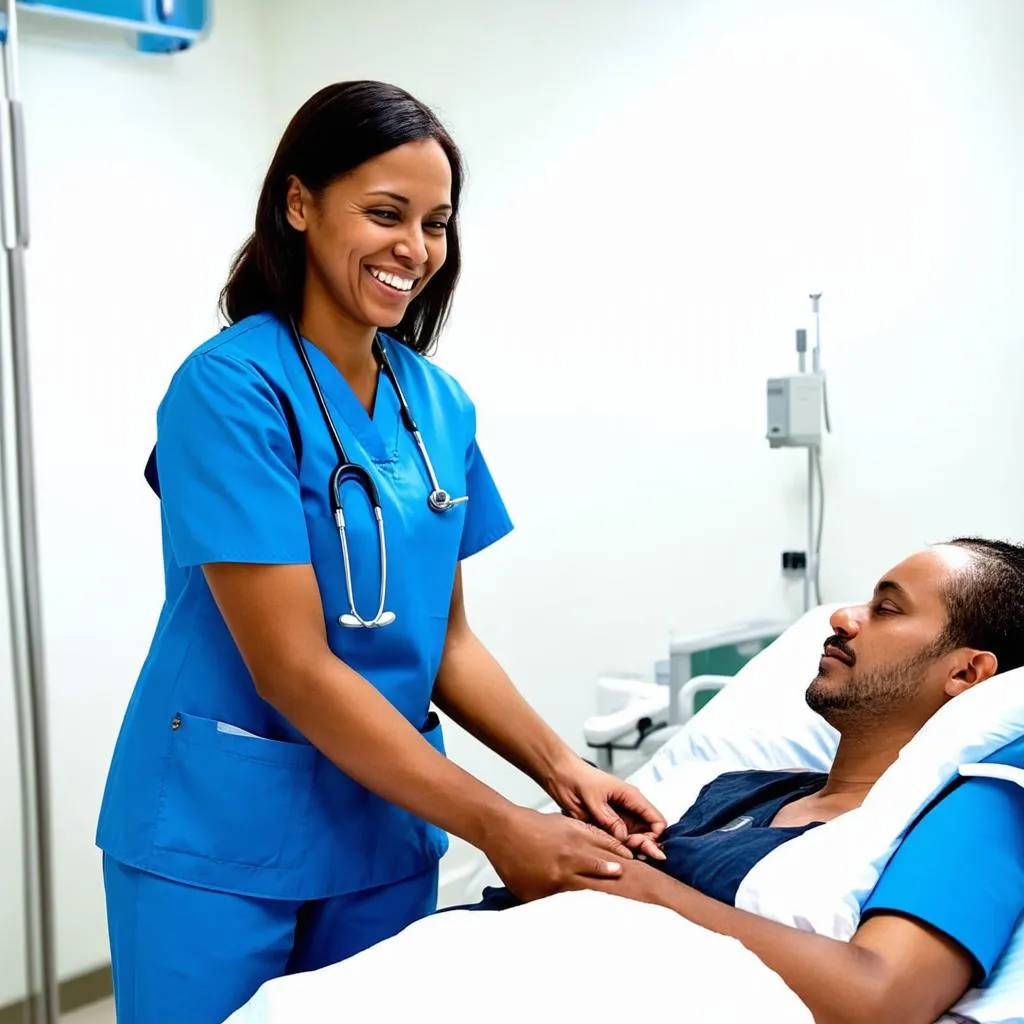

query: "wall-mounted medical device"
(766, 370), (824, 448)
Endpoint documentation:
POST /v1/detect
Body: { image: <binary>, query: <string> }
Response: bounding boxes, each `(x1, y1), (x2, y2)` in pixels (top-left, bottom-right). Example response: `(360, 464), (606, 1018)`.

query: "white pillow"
(734, 665), (1024, 936)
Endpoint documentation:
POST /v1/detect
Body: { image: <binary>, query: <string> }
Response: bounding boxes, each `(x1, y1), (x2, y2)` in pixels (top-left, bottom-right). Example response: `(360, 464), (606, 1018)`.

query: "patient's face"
(805, 546), (976, 724)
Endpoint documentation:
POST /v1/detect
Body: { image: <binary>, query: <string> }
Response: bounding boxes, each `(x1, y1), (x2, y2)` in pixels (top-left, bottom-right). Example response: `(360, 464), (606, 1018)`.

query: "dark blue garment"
(460, 769), (826, 912)
(655, 769), (827, 903)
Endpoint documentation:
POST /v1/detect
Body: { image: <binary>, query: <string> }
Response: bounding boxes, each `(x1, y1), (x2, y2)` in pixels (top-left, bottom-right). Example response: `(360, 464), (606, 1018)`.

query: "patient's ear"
(946, 650), (998, 696)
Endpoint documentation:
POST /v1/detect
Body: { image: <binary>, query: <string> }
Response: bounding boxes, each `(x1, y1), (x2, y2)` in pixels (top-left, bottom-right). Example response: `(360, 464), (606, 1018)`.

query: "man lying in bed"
(462, 537), (1024, 1024)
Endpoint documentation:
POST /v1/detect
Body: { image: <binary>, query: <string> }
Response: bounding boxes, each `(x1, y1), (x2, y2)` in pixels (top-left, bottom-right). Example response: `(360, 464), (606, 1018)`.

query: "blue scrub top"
(96, 313), (514, 901)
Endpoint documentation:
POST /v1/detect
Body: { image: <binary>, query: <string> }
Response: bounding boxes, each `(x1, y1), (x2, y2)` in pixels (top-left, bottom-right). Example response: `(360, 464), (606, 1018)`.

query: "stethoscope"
(288, 317), (467, 630)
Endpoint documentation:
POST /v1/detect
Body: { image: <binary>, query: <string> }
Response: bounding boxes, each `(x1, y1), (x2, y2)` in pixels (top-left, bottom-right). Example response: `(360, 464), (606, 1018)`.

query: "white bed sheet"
(224, 890), (812, 1024)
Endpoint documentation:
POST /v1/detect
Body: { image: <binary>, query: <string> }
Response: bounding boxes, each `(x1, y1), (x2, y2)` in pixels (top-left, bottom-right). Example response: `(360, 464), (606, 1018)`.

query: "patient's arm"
(583, 773), (1024, 1024)
(582, 862), (971, 1024)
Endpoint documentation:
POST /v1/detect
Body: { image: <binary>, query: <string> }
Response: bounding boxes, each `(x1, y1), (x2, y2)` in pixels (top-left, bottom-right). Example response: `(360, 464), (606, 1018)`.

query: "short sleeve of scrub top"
(861, 775), (1024, 982)
(458, 432), (513, 561)
(155, 352), (311, 568)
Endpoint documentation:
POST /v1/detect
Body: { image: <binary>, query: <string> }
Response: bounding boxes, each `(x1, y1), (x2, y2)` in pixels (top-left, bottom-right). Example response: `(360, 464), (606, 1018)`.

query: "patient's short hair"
(939, 537), (1024, 674)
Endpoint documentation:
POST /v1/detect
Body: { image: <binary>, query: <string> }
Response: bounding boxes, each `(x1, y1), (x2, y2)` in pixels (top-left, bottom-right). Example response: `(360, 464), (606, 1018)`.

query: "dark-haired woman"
(96, 81), (665, 1023)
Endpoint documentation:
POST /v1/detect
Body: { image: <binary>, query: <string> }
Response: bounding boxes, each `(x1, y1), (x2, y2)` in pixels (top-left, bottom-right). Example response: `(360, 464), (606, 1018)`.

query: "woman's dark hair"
(219, 80), (464, 354)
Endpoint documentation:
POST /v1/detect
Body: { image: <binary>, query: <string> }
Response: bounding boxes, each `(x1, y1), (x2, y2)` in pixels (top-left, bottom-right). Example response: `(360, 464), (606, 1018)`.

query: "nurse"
(96, 80), (666, 1023)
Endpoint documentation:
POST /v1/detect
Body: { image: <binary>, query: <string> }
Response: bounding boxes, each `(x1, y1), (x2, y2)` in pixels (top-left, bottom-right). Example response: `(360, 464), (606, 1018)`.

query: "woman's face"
(286, 138), (453, 331)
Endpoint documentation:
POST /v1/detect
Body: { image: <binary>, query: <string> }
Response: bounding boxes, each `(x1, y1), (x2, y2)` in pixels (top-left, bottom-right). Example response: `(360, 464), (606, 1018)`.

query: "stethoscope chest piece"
(427, 489), (469, 513)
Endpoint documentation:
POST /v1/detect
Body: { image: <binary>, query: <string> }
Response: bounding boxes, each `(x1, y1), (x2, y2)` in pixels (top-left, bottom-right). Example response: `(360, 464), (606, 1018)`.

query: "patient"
(465, 537), (1024, 1024)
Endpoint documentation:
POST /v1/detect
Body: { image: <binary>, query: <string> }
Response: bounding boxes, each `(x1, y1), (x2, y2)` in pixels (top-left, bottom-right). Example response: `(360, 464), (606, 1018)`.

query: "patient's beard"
(805, 642), (945, 725)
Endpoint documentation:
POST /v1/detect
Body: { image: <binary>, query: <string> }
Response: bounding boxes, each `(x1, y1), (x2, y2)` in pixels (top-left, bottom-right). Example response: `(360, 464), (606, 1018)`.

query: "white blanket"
(223, 890), (813, 1024)
(224, 721), (1024, 1022)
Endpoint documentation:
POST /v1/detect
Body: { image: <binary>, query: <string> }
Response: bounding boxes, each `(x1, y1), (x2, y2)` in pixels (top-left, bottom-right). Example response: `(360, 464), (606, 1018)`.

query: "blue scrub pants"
(102, 855), (438, 1024)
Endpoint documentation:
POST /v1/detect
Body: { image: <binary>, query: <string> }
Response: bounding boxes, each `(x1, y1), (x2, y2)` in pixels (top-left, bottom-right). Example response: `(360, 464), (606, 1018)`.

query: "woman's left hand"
(547, 759), (667, 861)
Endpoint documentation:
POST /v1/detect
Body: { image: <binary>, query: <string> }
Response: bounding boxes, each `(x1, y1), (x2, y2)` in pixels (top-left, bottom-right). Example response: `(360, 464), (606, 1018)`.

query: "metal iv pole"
(0, 1), (60, 1021)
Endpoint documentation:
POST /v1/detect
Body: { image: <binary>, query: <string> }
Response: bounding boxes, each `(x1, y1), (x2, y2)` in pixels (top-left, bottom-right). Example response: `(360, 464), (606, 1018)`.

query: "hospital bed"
(582, 619), (790, 775)
(226, 604), (1024, 1024)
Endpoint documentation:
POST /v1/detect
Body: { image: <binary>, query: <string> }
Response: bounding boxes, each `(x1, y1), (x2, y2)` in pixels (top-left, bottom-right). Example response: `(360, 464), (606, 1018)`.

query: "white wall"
(0, 0), (273, 1004)
(4, 0), (1024, 998)
(258, 0), (1024, 890)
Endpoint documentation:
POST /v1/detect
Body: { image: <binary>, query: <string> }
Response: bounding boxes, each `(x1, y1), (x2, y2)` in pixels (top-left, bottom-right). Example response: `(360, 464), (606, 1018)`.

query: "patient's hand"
(546, 760), (667, 861)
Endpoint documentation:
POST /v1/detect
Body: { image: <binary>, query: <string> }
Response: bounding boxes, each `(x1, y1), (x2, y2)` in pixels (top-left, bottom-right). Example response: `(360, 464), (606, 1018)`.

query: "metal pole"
(804, 446), (813, 614)
(0, 2), (60, 1021)
(810, 293), (822, 373)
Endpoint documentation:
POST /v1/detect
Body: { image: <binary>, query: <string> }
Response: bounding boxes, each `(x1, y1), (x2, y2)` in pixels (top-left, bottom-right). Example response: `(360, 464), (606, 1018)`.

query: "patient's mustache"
(824, 636), (855, 664)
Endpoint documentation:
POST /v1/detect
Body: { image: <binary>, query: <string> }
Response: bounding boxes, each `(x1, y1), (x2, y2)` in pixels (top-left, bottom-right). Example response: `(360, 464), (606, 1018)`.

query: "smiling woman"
(94, 80), (668, 1024)
(285, 140), (455, 390)
(221, 82), (463, 360)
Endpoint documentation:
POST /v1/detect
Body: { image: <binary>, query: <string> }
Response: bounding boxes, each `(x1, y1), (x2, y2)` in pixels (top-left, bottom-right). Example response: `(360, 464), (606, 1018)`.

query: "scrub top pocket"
(420, 710), (445, 754)
(153, 711), (317, 871)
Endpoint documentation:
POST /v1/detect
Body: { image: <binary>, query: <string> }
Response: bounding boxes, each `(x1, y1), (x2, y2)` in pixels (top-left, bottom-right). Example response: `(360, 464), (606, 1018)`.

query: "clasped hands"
(484, 758), (670, 904)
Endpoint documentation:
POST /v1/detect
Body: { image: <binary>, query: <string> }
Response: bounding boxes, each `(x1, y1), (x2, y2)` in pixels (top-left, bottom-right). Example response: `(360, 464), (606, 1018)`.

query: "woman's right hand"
(483, 806), (636, 902)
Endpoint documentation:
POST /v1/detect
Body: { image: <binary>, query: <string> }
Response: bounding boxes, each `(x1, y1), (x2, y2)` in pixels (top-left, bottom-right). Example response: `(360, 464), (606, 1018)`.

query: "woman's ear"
(285, 176), (310, 233)
(946, 650), (999, 697)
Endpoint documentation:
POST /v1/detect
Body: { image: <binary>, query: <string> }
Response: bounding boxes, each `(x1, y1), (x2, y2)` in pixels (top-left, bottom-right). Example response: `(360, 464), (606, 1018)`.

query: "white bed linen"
(223, 890), (813, 1024)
